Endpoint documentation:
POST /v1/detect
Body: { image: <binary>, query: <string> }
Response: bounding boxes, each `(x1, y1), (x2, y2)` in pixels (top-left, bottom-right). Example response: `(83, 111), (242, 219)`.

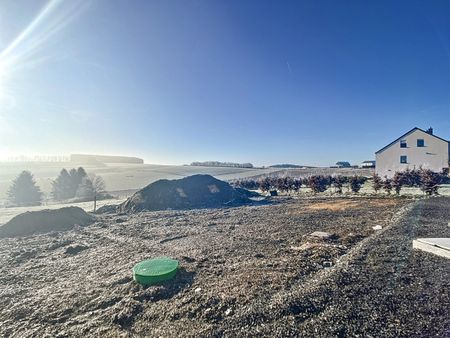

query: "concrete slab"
(413, 238), (450, 259)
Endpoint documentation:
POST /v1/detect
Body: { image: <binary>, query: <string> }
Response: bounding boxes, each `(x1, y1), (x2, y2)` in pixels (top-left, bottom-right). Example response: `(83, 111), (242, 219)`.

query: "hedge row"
(232, 175), (367, 194)
(232, 168), (446, 196)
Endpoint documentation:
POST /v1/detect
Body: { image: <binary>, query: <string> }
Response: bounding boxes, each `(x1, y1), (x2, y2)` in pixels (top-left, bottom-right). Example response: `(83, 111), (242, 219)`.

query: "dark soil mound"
(119, 174), (250, 213)
(0, 207), (96, 238)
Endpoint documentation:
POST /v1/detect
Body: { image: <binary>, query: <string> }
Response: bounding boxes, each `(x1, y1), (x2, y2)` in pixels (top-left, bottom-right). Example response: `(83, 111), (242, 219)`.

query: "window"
(417, 139), (424, 147)
(400, 155), (407, 164)
(400, 140), (407, 148)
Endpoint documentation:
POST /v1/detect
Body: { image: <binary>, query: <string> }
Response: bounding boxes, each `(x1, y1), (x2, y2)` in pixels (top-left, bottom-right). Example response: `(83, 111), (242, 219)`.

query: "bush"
(258, 177), (273, 192)
(7, 171), (42, 206)
(331, 176), (345, 194)
(382, 177), (392, 195)
(349, 176), (366, 193)
(372, 174), (382, 193)
(392, 172), (403, 195)
(418, 169), (443, 195)
(306, 175), (329, 193)
(292, 178), (303, 192)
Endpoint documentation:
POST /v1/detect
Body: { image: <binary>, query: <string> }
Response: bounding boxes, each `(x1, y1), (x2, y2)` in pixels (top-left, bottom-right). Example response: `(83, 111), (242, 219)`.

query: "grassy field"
(0, 162), (280, 204)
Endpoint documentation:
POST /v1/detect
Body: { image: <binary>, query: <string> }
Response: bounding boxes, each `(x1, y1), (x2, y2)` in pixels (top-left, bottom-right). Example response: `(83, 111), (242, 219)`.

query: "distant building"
(375, 127), (449, 178)
(360, 160), (376, 168)
(335, 161), (351, 168)
(70, 154), (144, 164)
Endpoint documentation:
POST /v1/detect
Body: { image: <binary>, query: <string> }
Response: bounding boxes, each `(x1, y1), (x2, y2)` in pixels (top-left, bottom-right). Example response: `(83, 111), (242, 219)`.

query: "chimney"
(426, 127), (433, 135)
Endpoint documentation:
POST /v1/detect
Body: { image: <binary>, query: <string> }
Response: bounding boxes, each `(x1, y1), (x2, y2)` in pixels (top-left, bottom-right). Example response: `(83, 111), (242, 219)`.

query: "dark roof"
(375, 127), (449, 154)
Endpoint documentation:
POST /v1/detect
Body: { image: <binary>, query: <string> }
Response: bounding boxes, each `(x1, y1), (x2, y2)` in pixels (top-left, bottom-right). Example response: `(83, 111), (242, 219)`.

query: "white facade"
(375, 128), (449, 178)
(360, 160), (376, 168)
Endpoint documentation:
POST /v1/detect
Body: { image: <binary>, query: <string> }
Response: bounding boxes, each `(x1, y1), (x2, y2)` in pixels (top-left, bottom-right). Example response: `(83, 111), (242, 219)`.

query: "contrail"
(286, 61), (292, 74)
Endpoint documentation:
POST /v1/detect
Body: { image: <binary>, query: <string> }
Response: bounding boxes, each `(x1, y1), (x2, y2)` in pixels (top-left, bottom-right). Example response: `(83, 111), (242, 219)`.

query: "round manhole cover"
(133, 257), (179, 286)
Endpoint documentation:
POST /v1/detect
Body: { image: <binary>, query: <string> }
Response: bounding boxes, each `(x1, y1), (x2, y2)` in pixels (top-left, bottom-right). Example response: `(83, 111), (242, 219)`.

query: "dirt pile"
(118, 174), (250, 213)
(0, 207), (95, 238)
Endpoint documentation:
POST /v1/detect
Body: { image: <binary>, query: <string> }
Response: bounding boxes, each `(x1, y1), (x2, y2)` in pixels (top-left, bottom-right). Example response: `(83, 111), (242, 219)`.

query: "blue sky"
(0, 0), (449, 166)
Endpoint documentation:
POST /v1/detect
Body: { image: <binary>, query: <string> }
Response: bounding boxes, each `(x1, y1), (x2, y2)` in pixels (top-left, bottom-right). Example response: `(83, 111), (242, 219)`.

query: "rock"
(309, 231), (333, 240)
(64, 245), (88, 255)
(194, 287), (202, 293)
(323, 261), (333, 268)
(372, 225), (383, 230)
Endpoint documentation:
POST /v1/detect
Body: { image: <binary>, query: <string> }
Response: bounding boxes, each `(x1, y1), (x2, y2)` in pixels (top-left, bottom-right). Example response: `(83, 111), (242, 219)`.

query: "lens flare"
(0, 0), (87, 87)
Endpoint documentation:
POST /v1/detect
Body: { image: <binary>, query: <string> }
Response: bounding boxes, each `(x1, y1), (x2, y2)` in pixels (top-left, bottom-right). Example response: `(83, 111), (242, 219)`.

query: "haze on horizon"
(0, 0), (449, 167)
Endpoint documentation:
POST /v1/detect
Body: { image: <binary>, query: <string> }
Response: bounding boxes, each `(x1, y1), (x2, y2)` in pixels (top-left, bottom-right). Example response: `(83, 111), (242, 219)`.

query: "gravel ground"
(0, 196), (448, 337)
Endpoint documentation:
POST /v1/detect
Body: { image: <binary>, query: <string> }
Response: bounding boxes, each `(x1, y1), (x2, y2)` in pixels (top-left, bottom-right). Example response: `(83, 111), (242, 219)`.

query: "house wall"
(375, 129), (449, 178)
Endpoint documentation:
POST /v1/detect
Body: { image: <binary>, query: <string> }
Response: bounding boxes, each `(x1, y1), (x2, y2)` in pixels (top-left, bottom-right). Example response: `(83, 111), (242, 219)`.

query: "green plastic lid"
(133, 257), (179, 286)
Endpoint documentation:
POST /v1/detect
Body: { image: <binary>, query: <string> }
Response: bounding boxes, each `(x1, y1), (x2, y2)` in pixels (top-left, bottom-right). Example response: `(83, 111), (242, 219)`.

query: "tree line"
(232, 168), (446, 196)
(190, 161), (254, 168)
(6, 167), (106, 207)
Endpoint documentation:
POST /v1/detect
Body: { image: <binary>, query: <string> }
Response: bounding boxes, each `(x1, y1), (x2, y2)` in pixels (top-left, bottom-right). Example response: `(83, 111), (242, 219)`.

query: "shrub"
(372, 174), (382, 193)
(258, 177), (272, 192)
(306, 175), (329, 193)
(349, 176), (366, 193)
(292, 178), (302, 192)
(418, 169), (443, 195)
(392, 172), (403, 195)
(332, 176), (345, 194)
(382, 177), (392, 195)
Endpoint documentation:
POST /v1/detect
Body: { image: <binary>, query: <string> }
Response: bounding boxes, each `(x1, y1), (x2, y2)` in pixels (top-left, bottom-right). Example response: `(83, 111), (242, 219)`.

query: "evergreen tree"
(69, 168), (79, 197)
(76, 177), (95, 199)
(77, 167), (87, 181)
(7, 171), (42, 206)
(51, 169), (73, 200)
(69, 167), (87, 197)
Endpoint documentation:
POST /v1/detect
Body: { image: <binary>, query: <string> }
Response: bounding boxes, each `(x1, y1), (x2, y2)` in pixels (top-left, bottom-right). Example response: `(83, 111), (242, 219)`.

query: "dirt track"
(0, 196), (449, 337)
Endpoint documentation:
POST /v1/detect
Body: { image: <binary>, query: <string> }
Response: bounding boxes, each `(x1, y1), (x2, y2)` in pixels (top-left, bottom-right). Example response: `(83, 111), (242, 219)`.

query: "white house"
(375, 127), (449, 178)
(360, 160), (376, 168)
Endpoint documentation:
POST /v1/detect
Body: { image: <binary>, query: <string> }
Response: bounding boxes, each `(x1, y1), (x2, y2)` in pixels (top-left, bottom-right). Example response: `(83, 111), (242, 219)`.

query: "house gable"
(375, 127), (449, 154)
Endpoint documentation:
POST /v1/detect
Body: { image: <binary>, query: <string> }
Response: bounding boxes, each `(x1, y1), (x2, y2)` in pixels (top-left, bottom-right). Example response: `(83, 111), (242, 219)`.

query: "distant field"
(245, 167), (375, 179)
(0, 162), (280, 204)
(0, 198), (126, 225)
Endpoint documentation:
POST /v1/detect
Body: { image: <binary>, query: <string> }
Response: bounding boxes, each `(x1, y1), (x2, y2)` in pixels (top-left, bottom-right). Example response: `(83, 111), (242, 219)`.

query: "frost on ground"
(0, 197), (449, 337)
